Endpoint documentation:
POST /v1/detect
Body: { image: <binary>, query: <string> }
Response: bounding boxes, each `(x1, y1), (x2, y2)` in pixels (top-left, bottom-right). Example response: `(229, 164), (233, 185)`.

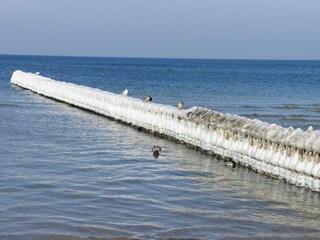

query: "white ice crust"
(11, 70), (320, 192)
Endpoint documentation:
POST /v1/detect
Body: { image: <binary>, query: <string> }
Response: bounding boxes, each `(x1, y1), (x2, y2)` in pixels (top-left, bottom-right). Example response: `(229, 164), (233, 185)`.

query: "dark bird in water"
(224, 160), (236, 168)
(153, 150), (159, 158)
(178, 100), (183, 109)
(152, 146), (162, 158)
(143, 96), (152, 102)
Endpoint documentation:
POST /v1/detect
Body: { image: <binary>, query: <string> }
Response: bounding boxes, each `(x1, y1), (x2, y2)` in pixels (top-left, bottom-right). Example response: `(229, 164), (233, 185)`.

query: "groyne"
(11, 70), (320, 192)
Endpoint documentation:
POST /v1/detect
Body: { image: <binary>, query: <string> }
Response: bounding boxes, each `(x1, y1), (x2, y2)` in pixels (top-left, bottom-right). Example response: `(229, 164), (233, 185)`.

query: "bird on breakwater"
(178, 100), (183, 109)
(35, 72), (40, 75)
(308, 126), (313, 132)
(152, 146), (162, 158)
(224, 160), (236, 168)
(122, 89), (128, 95)
(143, 96), (152, 102)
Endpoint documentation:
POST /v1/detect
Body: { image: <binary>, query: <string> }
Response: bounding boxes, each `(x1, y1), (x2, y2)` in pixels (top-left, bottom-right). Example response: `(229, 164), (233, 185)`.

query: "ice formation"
(11, 70), (320, 192)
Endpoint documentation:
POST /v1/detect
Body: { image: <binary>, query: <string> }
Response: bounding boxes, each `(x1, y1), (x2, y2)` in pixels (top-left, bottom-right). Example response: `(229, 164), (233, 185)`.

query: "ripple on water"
(272, 104), (301, 110)
(2, 57), (320, 239)
(24, 182), (56, 190)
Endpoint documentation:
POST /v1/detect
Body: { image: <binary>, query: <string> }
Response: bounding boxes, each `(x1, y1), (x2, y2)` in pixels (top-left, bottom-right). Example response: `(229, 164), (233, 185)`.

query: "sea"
(1, 55), (320, 239)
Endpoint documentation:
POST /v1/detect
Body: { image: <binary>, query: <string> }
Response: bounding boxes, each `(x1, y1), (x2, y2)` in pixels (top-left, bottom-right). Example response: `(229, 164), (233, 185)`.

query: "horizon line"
(1, 53), (319, 62)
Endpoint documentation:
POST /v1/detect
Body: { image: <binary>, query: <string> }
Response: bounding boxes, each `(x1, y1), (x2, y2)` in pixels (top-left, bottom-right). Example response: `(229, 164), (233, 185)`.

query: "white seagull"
(122, 89), (128, 95)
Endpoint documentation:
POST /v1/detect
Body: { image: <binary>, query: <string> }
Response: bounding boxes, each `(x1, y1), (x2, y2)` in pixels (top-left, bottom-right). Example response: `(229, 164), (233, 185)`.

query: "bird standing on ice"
(178, 100), (183, 109)
(143, 96), (152, 102)
(35, 72), (40, 75)
(122, 89), (128, 95)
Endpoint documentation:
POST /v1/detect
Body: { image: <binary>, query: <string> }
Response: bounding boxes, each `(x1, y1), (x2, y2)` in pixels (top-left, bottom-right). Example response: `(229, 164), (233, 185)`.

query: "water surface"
(1, 55), (320, 239)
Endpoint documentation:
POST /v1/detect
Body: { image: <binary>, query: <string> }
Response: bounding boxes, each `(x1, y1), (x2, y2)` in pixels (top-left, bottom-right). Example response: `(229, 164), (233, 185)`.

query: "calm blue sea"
(1, 55), (320, 239)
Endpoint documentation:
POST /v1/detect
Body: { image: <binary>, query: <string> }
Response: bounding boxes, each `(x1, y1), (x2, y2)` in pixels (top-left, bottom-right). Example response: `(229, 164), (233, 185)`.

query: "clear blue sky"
(1, 0), (320, 59)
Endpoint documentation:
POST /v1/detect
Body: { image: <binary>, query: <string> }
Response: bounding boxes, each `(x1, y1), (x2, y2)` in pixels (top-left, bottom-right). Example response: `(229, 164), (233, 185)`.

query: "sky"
(0, 0), (320, 60)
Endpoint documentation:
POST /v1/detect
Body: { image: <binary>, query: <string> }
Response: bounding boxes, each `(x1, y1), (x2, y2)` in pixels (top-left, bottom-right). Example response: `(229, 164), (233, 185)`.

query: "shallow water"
(1, 55), (320, 239)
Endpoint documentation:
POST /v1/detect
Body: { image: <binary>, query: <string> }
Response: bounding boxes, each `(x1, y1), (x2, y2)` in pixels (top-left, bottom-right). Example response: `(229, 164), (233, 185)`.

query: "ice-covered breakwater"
(11, 70), (320, 192)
